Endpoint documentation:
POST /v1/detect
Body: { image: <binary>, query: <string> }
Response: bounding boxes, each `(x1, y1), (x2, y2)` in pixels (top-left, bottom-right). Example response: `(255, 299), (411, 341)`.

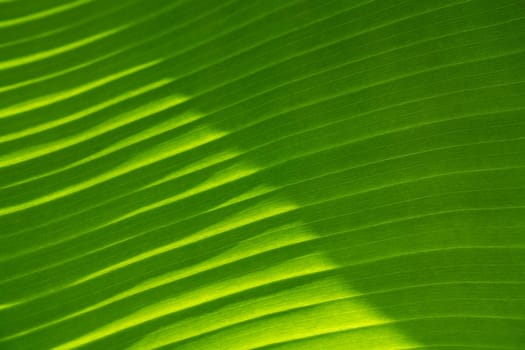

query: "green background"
(1, 0), (524, 349)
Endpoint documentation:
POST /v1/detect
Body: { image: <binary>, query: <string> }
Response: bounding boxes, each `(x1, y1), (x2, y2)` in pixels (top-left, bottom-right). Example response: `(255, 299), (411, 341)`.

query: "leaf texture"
(1, 1), (524, 349)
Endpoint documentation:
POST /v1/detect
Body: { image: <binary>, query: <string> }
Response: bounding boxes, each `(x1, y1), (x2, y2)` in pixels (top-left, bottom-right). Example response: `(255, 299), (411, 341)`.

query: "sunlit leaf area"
(1, 1), (524, 349)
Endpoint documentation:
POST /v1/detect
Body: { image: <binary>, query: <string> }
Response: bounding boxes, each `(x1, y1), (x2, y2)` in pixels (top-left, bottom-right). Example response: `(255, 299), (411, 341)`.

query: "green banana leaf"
(1, 0), (524, 349)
